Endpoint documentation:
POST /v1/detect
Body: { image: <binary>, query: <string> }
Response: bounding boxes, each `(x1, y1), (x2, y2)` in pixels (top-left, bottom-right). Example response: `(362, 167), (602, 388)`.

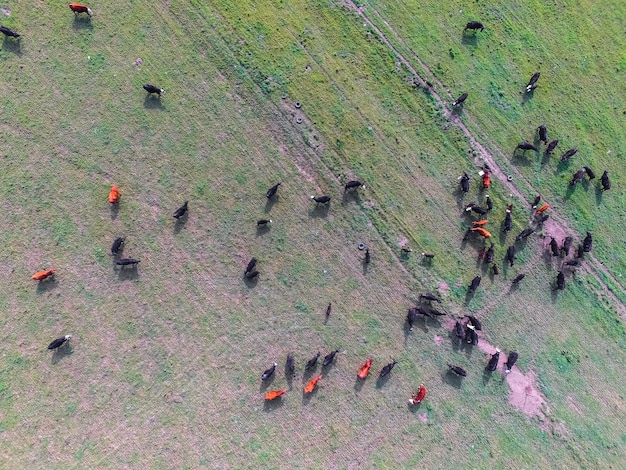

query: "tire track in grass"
(344, 0), (626, 319)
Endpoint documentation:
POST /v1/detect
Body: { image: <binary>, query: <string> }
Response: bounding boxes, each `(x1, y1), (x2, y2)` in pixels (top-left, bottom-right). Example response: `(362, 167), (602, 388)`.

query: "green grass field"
(1, 1), (624, 468)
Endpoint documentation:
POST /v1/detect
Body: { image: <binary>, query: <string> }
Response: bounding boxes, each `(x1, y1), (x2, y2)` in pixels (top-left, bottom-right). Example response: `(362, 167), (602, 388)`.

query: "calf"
(0, 25), (20, 38)
(420, 293), (441, 303)
(261, 362), (277, 381)
(583, 166), (596, 179)
(512, 273), (525, 284)
(517, 141), (538, 152)
(555, 271), (565, 290)
(379, 360), (398, 378)
(357, 358), (374, 379)
(452, 92), (468, 106)
(546, 139), (559, 155)
(286, 353), (296, 378)
(561, 236), (573, 257)
(503, 208), (512, 232)
(468, 276), (481, 294)
(516, 228), (534, 241)
(173, 200), (188, 219)
(110, 237), (125, 256)
(492, 264), (500, 275)
(365, 248), (371, 264)
(455, 319), (466, 340)
(245, 257), (257, 274)
(550, 237), (559, 257)
(311, 195), (331, 204)
(506, 245), (516, 266)
(537, 125), (548, 144)
(600, 171), (611, 191)
(305, 352), (320, 370)
(486, 348), (500, 372)
(48, 335), (72, 350)
(560, 148), (578, 161)
(325, 302), (332, 319)
(447, 364), (467, 377)
(464, 21), (484, 32)
(266, 182), (281, 199)
(459, 173), (470, 193)
(323, 349), (340, 366)
(505, 352), (519, 373)
(116, 258), (140, 267)
(143, 84), (164, 96)
(108, 185), (120, 204)
(526, 72), (540, 92)
(69, 3), (93, 16)
(485, 194), (493, 211)
(257, 219), (272, 226)
(409, 384), (427, 404)
(583, 232), (593, 252)
(32, 269), (55, 281)
(570, 168), (586, 186)
(344, 180), (365, 192)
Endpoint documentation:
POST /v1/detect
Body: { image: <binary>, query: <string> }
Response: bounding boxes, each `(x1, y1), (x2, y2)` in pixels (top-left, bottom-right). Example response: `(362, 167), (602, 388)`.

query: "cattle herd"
(7, 10), (611, 411)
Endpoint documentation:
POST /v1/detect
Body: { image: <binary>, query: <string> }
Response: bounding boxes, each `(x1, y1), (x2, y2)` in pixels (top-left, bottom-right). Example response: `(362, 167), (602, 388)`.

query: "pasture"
(1, 1), (624, 468)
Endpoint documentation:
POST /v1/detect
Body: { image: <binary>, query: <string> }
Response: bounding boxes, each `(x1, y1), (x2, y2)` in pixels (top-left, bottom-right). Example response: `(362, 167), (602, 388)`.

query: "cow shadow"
(117, 266), (140, 281)
(110, 203), (119, 220)
(461, 32), (478, 46)
(450, 103), (464, 115)
(443, 371), (463, 389)
(2, 37), (22, 56)
(354, 377), (366, 393)
(464, 290), (475, 305)
(541, 150), (552, 167)
(419, 256), (434, 268)
(284, 368), (295, 390)
(309, 203), (330, 219)
(263, 397), (285, 412)
(302, 386), (319, 405)
(521, 89), (535, 104)
(259, 375), (274, 392)
(449, 330), (462, 353)
(550, 286), (559, 303)
(173, 215), (187, 234)
(243, 274), (258, 288)
(512, 152), (534, 166)
(144, 95), (164, 110)
(402, 319), (413, 344)
(36, 278), (58, 294)
(375, 373), (392, 389)
(72, 16), (93, 31)
(595, 186), (604, 205)
(482, 369), (494, 385)
(408, 401), (423, 412)
(341, 191), (361, 205)
(51, 343), (73, 364)
(362, 259), (369, 275)
(557, 158), (572, 173)
(255, 224), (271, 237)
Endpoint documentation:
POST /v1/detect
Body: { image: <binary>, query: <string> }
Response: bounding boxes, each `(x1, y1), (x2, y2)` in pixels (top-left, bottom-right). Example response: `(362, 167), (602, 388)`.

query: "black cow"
(143, 84), (164, 96)
(462, 227), (472, 242)
(537, 125), (548, 144)
(245, 257), (257, 274)
(401, 247), (412, 254)
(561, 237), (573, 257)
(485, 244), (495, 264)
(516, 228), (535, 241)
(111, 237), (125, 256)
(512, 273), (525, 284)
(550, 237), (559, 257)
(325, 302), (332, 319)
(576, 244), (585, 259)
(465, 324), (478, 345)
(116, 258), (140, 267)
(537, 214), (550, 224)
(407, 308), (417, 331)
(583, 232), (593, 252)
(286, 353), (296, 378)
(570, 168), (586, 186)
(0, 25), (20, 38)
(565, 260), (579, 266)
(266, 182), (281, 199)
(505, 352), (518, 373)
(526, 72), (540, 92)
(379, 360), (398, 378)
(365, 248), (371, 264)
(517, 141), (538, 152)
(503, 210), (512, 232)
(492, 264), (500, 275)
(465, 203), (488, 215)
(531, 196), (541, 209)
(305, 352), (321, 370)
(422, 252), (435, 259)
(453, 92), (468, 106)
(466, 315), (482, 330)
(468, 276), (481, 294)
(560, 148), (578, 161)
(257, 219), (272, 226)
(344, 180), (365, 192)
(486, 348), (500, 372)
(555, 271), (565, 290)
(48, 335), (72, 350)
(546, 140), (559, 155)
(323, 349), (340, 367)
(261, 362), (277, 381)
(415, 306), (435, 319)
(583, 166), (596, 179)
(600, 171), (611, 191)
(485, 194), (493, 211)
(311, 195), (331, 204)
(464, 21), (484, 32)
(420, 293), (441, 303)
(447, 364), (467, 377)
(173, 200), (188, 219)
(455, 319), (466, 339)
(459, 173), (470, 193)
(245, 270), (259, 279)
(506, 245), (516, 266)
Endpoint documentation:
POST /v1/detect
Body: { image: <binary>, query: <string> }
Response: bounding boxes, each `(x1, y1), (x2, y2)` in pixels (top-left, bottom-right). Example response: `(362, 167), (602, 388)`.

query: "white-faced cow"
(526, 72), (540, 92)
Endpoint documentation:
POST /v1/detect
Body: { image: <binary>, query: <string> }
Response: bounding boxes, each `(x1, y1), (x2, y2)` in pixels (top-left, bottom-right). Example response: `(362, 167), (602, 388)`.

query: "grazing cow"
(537, 125), (548, 144)
(485, 194), (493, 211)
(561, 236), (573, 257)
(600, 171), (611, 191)
(116, 258), (140, 267)
(503, 209), (512, 232)
(492, 264), (500, 275)
(0, 25), (20, 38)
(245, 270), (259, 280)
(266, 182), (281, 199)
(471, 227), (492, 238)
(265, 390), (287, 401)
(401, 247), (412, 254)
(344, 180), (365, 192)
(546, 140), (559, 155)
(422, 252), (435, 259)
(33, 269), (55, 281)
(506, 245), (516, 266)
(111, 237), (125, 256)
(462, 227), (472, 242)
(465, 203), (488, 215)
(305, 352), (321, 370)
(526, 72), (540, 92)
(531, 196), (541, 209)
(486, 348), (501, 372)
(420, 293), (441, 303)
(465, 324), (478, 345)
(245, 257), (257, 274)
(484, 244), (495, 265)
(455, 319), (466, 340)
(415, 306), (434, 319)
(517, 141), (538, 152)
(69, 3), (93, 16)
(576, 244), (585, 259)
(564, 260), (579, 266)
(466, 315), (482, 330)
(286, 353), (296, 378)
(472, 219), (489, 227)
(108, 185), (120, 204)
(143, 84), (164, 96)
(427, 307), (447, 317)
(323, 349), (340, 367)
(407, 308), (417, 331)
(468, 275), (481, 294)
(505, 352), (518, 373)
(365, 248), (371, 264)
(447, 364), (467, 377)
(512, 273), (525, 284)
(464, 21), (484, 32)
(304, 375), (322, 393)
(409, 384), (427, 404)
(48, 335), (72, 350)
(261, 362), (277, 381)
(536, 203), (549, 215)
(516, 228), (535, 241)
(555, 271), (565, 290)
(583, 232), (593, 252)
(550, 237), (559, 257)
(570, 168), (586, 186)
(459, 173), (470, 193)
(379, 360), (398, 378)
(311, 195), (331, 204)
(453, 92), (468, 106)
(173, 200), (188, 219)
(584, 166), (596, 179)
(325, 302), (332, 319)
(257, 219), (272, 226)
(357, 358), (374, 379)
(560, 148), (578, 161)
